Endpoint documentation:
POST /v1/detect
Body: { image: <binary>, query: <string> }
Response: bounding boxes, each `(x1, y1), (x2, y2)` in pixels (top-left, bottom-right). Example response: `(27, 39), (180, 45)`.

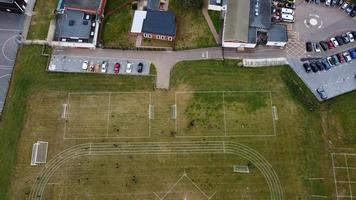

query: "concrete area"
(288, 58), (356, 101)
(0, 12), (24, 115)
(49, 51), (151, 76)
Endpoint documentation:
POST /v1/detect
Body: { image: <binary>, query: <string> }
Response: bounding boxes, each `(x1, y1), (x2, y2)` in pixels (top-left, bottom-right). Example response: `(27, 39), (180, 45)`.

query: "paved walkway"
(54, 47), (287, 89)
(202, 0), (220, 44)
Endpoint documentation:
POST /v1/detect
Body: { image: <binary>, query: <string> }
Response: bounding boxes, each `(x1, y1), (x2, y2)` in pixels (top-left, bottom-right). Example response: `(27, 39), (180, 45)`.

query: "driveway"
(0, 12), (24, 115)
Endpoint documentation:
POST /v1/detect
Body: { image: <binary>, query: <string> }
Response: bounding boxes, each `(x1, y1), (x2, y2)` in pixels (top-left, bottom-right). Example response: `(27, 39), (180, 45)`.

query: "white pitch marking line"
(331, 153), (340, 199)
(0, 74), (10, 79)
(2, 35), (17, 62)
(185, 174), (214, 200)
(222, 92), (227, 137)
(106, 92), (111, 138)
(345, 154), (353, 199)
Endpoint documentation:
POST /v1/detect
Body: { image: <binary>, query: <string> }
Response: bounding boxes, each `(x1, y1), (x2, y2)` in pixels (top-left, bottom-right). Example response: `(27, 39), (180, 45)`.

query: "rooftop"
(224, 0), (250, 42)
(147, 0), (160, 10)
(55, 10), (92, 40)
(57, 0), (105, 14)
(249, 0), (271, 29)
(142, 10), (176, 36)
(267, 24), (288, 42)
(0, 0), (14, 3)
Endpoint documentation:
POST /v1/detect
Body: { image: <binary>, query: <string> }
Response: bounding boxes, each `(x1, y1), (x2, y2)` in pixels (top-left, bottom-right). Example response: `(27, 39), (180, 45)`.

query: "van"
(281, 14), (294, 22)
(281, 8), (294, 15)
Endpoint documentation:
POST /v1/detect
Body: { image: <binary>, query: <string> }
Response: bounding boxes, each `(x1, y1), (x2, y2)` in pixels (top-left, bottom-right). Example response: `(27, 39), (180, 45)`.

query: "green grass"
(0, 45), (155, 199)
(27, 0), (57, 40)
(102, 0), (136, 49)
(208, 10), (222, 33)
(169, 0), (217, 49)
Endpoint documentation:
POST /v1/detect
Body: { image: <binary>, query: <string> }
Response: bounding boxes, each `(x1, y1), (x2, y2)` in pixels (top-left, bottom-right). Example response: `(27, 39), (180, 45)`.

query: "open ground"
(1, 46), (355, 200)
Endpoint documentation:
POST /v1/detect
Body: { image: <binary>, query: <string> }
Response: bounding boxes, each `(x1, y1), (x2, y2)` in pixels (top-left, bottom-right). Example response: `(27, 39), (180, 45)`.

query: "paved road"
(55, 47), (287, 88)
(0, 12), (24, 115)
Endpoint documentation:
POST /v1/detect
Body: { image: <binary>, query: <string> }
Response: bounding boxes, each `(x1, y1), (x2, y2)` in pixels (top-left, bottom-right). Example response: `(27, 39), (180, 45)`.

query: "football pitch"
(6, 47), (349, 200)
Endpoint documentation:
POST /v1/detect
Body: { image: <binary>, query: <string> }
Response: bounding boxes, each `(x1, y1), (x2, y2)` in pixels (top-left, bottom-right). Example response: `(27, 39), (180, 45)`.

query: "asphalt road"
(0, 12), (24, 115)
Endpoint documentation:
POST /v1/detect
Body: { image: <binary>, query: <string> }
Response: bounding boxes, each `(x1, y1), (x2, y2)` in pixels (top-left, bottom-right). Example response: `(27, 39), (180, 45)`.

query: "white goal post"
(31, 141), (48, 166)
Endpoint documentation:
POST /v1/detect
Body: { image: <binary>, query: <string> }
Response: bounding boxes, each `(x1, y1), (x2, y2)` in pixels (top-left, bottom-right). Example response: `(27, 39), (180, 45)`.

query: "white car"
(326, 0), (331, 6)
(101, 61), (108, 73)
(82, 61), (88, 70)
(126, 62), (132, 73)
(330, 37), (339, 47)
(347, 32), (354, 42)
(343, 52), (352, 63)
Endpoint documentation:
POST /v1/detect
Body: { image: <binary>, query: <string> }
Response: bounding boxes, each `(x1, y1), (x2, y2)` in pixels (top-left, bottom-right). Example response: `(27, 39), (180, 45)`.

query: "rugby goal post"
(31, 141), (48, 166)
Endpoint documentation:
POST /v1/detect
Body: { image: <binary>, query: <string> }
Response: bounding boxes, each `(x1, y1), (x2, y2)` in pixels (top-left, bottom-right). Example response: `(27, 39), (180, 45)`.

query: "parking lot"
(288, 57), (356, 101)
(49, 52), (151, 76)
(0, 12), (24, 115)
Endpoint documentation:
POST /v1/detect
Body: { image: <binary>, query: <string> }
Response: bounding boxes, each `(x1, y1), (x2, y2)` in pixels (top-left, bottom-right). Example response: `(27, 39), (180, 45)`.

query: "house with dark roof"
(53, 0), (106, 48)
(0, 0), (27, 13)
(131, 10), (176, 42)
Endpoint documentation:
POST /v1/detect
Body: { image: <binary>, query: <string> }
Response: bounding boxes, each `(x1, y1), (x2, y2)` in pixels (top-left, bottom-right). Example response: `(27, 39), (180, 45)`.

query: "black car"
(137, 62), (144, 73)
(341, 33), (350, 44)
(321, 58), (331, 70)
(303, 63), (312, 73)
(350, 9), (356, 17)
(332, 55), (340, 66)
(331, 0), (337, 6)
(310, 62), (318, 72)
(319, 41), (328, 51)
(315, 61), (324, 71)
(335, 36), (344, 45)
(306, 42), (313, 52)
(346, 3), (355, 13)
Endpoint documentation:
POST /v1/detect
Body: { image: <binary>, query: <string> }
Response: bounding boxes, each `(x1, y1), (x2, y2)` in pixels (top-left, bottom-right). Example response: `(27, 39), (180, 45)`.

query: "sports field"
(2, 46), (356, 200)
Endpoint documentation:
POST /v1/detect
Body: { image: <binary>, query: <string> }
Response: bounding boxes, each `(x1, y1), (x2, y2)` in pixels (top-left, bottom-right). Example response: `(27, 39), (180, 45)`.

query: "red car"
(327, 40), (335, 49)
(114, 63), (120, 75)
(337, 53), (345, 64)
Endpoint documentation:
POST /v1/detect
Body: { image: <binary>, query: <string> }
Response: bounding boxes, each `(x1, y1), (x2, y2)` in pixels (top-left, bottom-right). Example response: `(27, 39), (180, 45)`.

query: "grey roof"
(267, 24), (288, 42)
(147, 0), (160, 10)
(0, 0), (14, 3)
(224, 0), (250, 42)
(249, 0), (271, 29)
(142, 10), (176, 36)
(62, 0), (102, 11)
(209, 0), (227, 6)
(55, 10), (91, 39)
(248, 27), (257, 43)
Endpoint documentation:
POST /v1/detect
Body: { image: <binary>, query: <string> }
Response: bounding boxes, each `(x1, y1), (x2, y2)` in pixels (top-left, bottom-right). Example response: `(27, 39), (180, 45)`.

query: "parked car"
(338, 0), (344, 6)
(137, 62), (144, 73)
(347, 32), (355, 42)
(330, 37), (339, 47)
(314, 43), (321, 52)
(321, 58), (331, 70)
(114, 63), (120, 74)
(319, 41), (328, 51)
(331, 0), (337, 6)
(306, 42), (313, 52)
(343, 51), (352, 62)
(350, 9), (356, 17)
(101, 61), (108, 73)
(326, 0), (332, 6)
(303, 63), (312, 73)
(349, 48), (356, 59)
(341, 33), (350, 44)
(346, 3), (355, 14)
(337, 53), (345, 64)
(327, 40), (335, 49)
(310, 62), (318, 72)
(327, 56), (335, 66)
(126, 62), (132, 73)
(315, 61), (324, 71)
(335, 36), (344, 45)
(341, 2), (349, 10)
(317, 87), (328, 100)
(82, 61), (88, 70)
(332, 55), (340, 65)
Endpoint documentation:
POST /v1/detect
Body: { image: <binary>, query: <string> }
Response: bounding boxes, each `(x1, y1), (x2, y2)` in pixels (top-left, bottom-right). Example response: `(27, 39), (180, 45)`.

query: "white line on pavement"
(0, 74), (10, 79)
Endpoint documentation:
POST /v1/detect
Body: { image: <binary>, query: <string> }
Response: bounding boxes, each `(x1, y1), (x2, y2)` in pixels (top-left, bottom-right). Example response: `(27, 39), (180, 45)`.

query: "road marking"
(0, 28), (20, 32)
(0, 74), (10, 79)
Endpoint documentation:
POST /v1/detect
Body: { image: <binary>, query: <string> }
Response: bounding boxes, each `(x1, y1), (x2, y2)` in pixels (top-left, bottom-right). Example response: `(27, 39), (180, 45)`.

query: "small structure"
(233, 165), (250, 173)
(31, 141), (48, 166)
(0, 0), (27, 13)
(208, 0), (227, 11)
(266, 24), (288, 47)
(53, 0), (106, 48)
(131, 10), (176, 41)
(146, 0), (168, 11)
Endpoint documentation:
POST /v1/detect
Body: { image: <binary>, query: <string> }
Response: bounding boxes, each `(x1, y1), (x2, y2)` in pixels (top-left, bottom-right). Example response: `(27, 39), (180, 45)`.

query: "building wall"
(0, 0), (27, 13)
(266, 41), (286, 47)
(142, 32), (175, 42)
(222, 41), (256, 48)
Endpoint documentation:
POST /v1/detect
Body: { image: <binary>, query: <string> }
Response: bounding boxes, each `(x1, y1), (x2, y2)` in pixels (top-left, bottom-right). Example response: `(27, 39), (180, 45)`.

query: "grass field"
(208, 11), (222, 34)
(169, 0), (217, 49)
(2, 46), (356, 200)
(27, 0), (57, 39)
(102, 0), (136, 49)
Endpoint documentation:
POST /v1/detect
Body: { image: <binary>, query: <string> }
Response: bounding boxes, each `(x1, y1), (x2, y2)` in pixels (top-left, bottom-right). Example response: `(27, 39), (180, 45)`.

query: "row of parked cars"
(306, 0), (356, 17)
(302, 48), (356, 73)
(81, 61), (144, 75)
(306, 31), (355, 52)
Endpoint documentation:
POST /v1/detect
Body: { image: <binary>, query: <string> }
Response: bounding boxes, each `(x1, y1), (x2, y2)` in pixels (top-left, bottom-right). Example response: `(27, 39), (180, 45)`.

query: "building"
(53, 0), (106, 48)
(131, 10), (176, 41)
(0, 0), (27, 14)
(212, 0), (288, 49)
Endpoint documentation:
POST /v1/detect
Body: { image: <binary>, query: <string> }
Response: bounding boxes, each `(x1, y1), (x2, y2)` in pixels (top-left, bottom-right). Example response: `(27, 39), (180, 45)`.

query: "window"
(161, 36), (166, 40)
(168, 36), (173, 41)
(144, 33), (152, 38)
(156, 35), (161, 39)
